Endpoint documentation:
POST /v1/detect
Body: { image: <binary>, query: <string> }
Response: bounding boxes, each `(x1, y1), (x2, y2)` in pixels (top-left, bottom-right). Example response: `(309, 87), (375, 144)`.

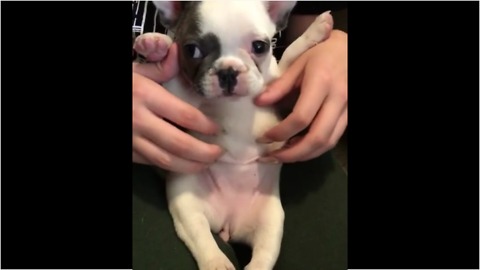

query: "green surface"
(133, 152), (347, 270)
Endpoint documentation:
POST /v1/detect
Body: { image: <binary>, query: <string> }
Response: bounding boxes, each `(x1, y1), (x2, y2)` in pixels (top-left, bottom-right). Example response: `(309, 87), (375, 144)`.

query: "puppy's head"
(153, 0), (296, 99)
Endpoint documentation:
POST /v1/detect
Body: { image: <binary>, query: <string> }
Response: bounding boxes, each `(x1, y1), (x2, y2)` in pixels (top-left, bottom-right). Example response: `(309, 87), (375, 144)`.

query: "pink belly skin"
(198, 161), (280, 242)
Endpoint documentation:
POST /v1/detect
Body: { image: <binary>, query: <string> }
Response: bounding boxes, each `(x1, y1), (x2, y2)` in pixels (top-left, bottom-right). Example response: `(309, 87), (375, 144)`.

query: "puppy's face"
(153, 1), (296, 99)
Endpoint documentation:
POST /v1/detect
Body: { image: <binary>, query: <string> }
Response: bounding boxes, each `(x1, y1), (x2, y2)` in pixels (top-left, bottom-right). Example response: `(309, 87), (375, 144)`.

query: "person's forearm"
(285, 9), (347, 45)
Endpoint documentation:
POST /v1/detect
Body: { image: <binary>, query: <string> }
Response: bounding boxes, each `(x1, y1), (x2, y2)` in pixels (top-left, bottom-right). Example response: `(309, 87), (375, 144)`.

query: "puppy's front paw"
(133, 32), (172, 62)
(316, 10), (334, 29)
(244, 261), (271, 270)
(200, 254), (235, 270)
(307, 10), (334, 43)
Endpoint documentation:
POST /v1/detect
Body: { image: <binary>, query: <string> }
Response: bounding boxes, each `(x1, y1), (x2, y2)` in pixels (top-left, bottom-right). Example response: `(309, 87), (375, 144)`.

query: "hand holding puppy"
(256, 30), (348, 163)
(133, 42), (223, 173)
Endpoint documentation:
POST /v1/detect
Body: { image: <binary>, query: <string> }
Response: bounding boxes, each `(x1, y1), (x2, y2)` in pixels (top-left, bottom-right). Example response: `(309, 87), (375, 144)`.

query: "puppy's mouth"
(207, 66), (251, 97)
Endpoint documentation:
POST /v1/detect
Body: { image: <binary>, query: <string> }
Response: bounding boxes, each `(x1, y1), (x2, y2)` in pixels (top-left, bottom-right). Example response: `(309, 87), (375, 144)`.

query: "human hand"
(255, 30), (348, 163)
(133, 43), (223, 173)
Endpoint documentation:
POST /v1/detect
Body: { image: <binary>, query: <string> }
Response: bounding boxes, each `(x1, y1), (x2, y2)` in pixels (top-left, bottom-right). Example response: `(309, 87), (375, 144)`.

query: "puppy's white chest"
(196, 98), (282, 162)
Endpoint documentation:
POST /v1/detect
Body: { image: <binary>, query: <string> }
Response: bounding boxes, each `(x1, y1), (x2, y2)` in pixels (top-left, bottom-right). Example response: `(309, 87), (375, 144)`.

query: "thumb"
(254, 53), (306, 106)
(132, 43), (179, 83)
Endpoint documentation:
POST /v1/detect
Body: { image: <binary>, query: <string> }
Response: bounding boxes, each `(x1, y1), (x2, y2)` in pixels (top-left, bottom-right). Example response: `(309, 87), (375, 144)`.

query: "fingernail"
(256, 137), (273, 144)
(254, 89), (269, 100)
(257, 156), (280, 164)
(213, 149), (226, 162)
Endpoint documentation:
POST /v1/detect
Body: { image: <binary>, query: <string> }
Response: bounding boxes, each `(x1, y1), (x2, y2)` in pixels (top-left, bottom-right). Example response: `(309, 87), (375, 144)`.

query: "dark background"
(2, 1), (478, 269)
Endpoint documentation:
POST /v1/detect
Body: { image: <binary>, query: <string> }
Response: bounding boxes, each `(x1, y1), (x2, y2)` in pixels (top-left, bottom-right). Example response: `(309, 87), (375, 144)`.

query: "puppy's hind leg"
(278, 10), (334, 73)
(244, 199), (285, 270)
(168, 182), (235, 270)
(172, 215), (235, 270)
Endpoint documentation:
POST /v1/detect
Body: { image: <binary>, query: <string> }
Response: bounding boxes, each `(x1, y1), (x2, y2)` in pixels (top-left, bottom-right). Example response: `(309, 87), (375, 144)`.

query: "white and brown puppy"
(134, 1), (333, 269)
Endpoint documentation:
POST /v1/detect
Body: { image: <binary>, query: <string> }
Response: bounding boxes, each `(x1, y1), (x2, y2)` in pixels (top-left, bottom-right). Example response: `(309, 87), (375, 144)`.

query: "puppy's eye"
(184, 43), (203, 59)
(251, 40), (269, 55)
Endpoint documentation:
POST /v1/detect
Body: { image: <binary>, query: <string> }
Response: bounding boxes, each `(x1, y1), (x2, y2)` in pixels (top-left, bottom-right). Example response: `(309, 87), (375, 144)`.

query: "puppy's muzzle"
(217, 67), (239, 95)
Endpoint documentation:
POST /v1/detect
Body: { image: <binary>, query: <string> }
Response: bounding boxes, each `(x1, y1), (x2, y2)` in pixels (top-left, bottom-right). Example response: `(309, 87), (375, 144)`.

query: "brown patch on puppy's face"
(169, 3), (222, 97)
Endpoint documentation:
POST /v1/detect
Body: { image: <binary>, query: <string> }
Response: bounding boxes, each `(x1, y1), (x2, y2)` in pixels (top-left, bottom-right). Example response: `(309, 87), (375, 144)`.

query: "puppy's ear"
(151, 1), (185, 29)
(263, 1), (297, 32)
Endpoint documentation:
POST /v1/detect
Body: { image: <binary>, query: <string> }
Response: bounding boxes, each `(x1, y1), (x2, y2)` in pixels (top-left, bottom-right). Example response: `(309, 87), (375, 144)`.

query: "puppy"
(134, 1), (333, 269)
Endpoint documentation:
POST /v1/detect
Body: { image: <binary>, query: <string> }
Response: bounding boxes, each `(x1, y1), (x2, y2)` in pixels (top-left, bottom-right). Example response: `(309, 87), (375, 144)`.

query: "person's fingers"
(132, 136), (208, 173)
(299, 108), (348, 161)
(133, 72), (220, 135)
(132, 43), (179, 83)
(301, 90), (346, 147)
(133, 107), (223, 163)
(258, 68), (330, 143)
(263, 93), (345, 163)
(254, 51), (309, 106)
(147, 92), (220, 136)
(133, 150), (151, 165)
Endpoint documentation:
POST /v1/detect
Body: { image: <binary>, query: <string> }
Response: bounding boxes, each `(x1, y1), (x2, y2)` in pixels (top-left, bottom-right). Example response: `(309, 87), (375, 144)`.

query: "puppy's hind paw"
(244, 263), (271, 270)
(244, 259), (275, 270)
(200, 255), (235, 270)
(133, 32), (172, 62)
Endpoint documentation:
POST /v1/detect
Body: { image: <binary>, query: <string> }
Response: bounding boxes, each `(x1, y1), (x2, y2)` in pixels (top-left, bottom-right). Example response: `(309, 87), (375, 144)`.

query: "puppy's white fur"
(134, 1), (333, 269)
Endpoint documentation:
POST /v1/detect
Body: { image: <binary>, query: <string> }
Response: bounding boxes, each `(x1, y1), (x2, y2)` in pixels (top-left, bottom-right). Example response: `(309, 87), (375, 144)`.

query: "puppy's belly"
(199, 162), (281, 241)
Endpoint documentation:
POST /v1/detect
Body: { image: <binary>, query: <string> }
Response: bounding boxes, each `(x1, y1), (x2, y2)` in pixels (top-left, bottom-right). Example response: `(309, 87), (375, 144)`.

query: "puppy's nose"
(217, 67), (239, 95)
